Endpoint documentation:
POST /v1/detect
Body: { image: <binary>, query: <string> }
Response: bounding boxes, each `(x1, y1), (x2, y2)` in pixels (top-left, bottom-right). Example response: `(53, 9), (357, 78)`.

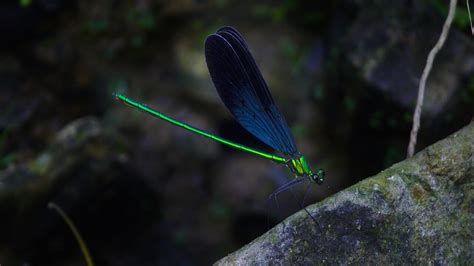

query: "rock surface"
(0, 117), (162, 265)
(216, 122), (473, 265)
(344, 1), (474, 117)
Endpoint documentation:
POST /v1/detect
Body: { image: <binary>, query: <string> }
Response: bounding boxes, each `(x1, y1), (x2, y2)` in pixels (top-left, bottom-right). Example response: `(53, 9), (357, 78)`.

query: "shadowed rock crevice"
(216, 122), (473, 265)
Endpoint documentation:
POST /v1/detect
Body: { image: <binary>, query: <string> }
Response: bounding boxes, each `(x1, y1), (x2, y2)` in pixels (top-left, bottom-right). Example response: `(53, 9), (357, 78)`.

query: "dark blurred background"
(0, 0), (473, 265)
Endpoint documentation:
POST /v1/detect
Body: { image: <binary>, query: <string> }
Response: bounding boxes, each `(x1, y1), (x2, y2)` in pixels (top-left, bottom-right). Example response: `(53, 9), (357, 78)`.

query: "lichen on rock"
(216, 122), (473, 265)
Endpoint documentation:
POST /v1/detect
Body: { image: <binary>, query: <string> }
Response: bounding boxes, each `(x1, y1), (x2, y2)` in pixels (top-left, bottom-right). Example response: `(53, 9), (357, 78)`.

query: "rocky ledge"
(216, 122), (473, 265)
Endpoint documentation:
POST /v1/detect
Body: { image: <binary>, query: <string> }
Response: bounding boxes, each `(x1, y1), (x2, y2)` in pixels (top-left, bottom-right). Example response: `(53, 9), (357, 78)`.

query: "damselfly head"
(287, 156), (324, 184)
(310, 169), (325, 185)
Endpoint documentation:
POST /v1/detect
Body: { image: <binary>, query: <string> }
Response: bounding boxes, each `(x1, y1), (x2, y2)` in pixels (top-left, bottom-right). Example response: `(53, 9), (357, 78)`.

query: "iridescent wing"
(205, 27), (298, 156)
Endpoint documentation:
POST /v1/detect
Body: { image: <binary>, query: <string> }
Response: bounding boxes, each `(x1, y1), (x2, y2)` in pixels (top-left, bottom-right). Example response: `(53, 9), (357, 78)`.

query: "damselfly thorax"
(285, 155), (325, 184)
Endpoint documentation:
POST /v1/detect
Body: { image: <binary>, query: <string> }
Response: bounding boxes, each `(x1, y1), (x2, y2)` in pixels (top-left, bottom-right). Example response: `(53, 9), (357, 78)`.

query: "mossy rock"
(216, 122), (473, 265)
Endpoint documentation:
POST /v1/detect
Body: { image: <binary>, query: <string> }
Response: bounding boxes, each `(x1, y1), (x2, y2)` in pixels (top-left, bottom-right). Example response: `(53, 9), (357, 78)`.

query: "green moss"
(28, 153), (51, 175)
(410, 183), (428, 204)
(217, 124), (473, 264)
(268, 229), (281, 245)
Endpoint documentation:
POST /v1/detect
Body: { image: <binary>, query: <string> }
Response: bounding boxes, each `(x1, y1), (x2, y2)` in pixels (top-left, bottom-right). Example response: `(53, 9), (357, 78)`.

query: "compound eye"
(315, 169), (325, 184)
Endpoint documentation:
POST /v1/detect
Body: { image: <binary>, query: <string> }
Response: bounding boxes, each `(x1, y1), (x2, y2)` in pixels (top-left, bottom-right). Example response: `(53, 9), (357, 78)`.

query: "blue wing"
(204, 27), (298, 156)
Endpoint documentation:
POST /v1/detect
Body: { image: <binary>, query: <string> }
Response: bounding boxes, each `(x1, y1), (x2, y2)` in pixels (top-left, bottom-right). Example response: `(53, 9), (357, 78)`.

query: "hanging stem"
(407, 0), (458, 158)
(468, 0), (474, 35)
(48, 202), (94, 266)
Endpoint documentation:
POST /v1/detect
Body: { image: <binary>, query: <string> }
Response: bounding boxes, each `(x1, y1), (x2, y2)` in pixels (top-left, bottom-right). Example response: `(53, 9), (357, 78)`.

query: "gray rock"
(345, 2), (474, 117)
(215, 122), (473, 265)
(0, 116), (160, 265)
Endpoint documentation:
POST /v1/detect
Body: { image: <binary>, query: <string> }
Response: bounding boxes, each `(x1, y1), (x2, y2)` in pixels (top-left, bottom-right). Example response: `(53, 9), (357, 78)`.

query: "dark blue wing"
(204, 27), (298, 156)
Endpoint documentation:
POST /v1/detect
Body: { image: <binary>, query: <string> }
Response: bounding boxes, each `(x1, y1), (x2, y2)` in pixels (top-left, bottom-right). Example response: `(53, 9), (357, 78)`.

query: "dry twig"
(407, 0), (458, 158)
(468, 0), (474, 35)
